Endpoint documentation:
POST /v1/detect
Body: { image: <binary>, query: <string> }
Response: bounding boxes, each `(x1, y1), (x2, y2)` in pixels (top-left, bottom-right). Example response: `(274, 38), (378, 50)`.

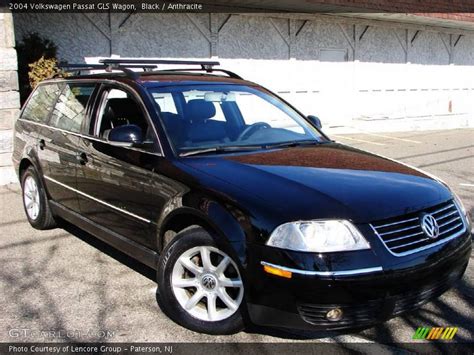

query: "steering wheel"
(237, 122), (271, 141)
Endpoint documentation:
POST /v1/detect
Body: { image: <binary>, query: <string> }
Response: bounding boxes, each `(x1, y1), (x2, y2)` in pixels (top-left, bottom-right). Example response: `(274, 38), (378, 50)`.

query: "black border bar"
(2, 0), (474, 13)
(2, 342), (474, 355)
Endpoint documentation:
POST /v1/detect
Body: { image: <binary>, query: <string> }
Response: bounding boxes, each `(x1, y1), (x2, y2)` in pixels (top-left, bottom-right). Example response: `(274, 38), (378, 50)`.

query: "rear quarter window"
(21, 83), (62, 123)
(49, 83), (96, 133)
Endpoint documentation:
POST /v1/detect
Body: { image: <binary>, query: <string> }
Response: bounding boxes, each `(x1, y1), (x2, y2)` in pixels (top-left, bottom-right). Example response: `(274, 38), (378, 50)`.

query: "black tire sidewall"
(156, 227), (245, 335)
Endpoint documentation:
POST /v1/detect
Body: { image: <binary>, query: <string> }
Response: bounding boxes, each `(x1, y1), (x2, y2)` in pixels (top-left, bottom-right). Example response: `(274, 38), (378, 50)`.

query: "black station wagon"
(13, 59), (471, 334)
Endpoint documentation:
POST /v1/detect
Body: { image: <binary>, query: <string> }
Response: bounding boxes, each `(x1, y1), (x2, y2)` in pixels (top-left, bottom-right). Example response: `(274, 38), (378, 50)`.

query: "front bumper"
(245, 229), (471, 330)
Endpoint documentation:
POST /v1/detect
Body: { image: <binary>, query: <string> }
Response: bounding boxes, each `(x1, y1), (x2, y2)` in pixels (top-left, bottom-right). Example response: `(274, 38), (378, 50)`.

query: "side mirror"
(108, 124), (144, 147)
(307, 115), (322, 129)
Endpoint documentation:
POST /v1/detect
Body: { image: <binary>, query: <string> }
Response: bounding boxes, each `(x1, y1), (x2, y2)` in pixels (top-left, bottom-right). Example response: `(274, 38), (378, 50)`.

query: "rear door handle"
(38, 139), (46, 150)
(76, 152), (88, 165)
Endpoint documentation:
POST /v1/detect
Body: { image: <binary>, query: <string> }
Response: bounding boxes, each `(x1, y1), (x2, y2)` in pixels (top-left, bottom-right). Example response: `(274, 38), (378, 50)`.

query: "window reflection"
(22, 84), (61, 123)
(50, 84), (95, 133)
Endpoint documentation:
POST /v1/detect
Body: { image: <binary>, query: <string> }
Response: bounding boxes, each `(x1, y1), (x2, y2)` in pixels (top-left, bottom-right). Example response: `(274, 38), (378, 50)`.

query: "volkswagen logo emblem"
(201, 274), (217, 290)
(420, 214), (440, 239)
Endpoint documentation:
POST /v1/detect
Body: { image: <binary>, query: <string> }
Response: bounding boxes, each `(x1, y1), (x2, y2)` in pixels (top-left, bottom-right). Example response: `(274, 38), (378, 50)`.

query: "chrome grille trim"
(438, 216), (461, 228)
(435, 209), (458, 220)
(439, 222), (464, 236)
(385, 231), (424, 243)
(370, 200), (467, 257)
(375, 217), (419, 229)
(390, 238), (430, 250)
(430, 203), (454, 215)
(377, 224), (419, 236)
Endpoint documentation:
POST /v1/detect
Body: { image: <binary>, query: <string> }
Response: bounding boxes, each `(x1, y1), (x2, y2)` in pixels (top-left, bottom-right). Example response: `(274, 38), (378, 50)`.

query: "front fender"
(158, 198), (250, 267)
(24, 146), (43, 176)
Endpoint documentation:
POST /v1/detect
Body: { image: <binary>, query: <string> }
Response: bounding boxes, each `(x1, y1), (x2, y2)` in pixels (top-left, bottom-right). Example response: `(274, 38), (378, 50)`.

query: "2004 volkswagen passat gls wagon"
(13, 59), (471, 334)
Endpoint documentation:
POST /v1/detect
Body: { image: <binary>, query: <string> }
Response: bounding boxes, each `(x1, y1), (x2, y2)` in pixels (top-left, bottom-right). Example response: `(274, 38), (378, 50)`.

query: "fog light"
(326, 308), (343, 321)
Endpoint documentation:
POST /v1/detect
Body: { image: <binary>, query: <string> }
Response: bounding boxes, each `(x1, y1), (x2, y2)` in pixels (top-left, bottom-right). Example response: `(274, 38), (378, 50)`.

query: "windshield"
(147, 84), (325, 155)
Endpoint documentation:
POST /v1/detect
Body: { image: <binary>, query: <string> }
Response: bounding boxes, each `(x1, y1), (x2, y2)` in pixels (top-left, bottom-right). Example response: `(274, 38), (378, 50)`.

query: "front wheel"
(21, 166), (57, 230)
(156, 227), (245, 334)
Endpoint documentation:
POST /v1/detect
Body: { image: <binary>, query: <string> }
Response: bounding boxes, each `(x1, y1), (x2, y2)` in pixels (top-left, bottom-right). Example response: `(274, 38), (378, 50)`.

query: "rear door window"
(49, 83), (96, 133)
(21, 83), (62, 123)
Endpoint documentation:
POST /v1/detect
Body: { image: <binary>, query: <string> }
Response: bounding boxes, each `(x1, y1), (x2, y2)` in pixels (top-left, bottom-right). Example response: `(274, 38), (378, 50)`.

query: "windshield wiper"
(179, 140), (325, 156)
(179, 145), (265, 157)
(265, 140), (322, 149)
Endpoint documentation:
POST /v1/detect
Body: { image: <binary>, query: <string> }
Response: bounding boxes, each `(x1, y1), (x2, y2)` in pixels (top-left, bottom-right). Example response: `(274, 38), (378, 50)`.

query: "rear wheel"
(157, 227), (245, 334)
(21, 166), (56, 230)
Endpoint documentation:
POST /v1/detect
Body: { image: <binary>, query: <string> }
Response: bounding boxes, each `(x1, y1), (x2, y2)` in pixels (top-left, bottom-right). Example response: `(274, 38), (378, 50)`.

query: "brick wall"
(0, 11), (19, 184)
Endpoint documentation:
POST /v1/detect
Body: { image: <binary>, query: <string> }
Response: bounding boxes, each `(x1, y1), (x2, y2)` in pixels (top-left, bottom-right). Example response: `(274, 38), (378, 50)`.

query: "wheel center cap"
(201, 274), (217, 290)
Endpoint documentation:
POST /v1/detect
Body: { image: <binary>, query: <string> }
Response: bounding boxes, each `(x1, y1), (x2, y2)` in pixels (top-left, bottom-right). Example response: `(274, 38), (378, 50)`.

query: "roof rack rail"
(99, 58), (220, 71)
(57, 59), (243, 80)
(156, 68), (243, 80)
(58, 63), (158, 79)
(99, 58), (243, 79)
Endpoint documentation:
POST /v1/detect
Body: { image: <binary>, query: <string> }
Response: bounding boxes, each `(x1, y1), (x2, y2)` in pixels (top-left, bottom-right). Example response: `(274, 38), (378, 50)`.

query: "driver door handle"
(76, 151), (88, 165)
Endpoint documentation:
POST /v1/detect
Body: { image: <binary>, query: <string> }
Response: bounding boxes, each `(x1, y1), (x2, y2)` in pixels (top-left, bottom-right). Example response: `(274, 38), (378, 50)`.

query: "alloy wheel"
(171, 246), (244, 322)
(23, 176), (40, 220)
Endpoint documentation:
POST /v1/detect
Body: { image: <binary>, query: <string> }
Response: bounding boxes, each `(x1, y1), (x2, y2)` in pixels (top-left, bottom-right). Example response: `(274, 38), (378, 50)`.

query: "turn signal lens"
(263, 265), (292, 279)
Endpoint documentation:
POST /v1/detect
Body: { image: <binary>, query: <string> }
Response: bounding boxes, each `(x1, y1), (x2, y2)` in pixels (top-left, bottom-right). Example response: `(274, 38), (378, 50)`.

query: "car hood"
(181, 143), (452, 223)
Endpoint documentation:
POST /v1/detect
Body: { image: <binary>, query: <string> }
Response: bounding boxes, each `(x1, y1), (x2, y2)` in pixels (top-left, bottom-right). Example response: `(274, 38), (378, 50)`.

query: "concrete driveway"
(0, 129), (472, 349)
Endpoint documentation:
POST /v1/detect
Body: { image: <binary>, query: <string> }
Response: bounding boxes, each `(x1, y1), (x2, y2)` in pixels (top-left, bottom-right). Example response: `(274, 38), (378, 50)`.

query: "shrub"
(28, 57), (65, 90)
(16, 33), (58, 104)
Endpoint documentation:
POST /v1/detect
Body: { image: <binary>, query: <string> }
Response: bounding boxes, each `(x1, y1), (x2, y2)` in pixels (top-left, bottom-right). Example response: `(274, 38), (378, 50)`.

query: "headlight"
(266, 220), (370, 253)
(453, 191), (467, 217)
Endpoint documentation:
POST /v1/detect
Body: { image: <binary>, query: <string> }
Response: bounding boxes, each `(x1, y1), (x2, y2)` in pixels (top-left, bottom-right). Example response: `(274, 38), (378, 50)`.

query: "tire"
(157, 226), (245, 334)
(21, 166), (57, 230)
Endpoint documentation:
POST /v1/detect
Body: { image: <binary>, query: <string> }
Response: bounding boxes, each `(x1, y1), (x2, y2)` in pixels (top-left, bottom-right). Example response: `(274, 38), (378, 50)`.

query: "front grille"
(371, 200), (465, 256)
